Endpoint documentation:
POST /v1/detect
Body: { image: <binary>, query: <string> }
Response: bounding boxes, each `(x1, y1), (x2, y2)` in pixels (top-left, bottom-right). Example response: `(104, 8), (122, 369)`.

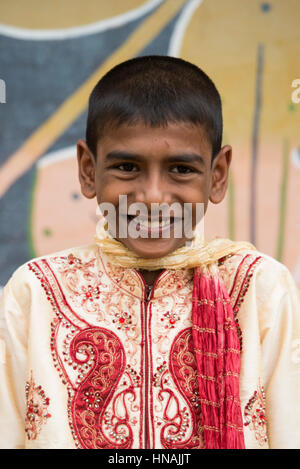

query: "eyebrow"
(104, 151), (142, 163)
(164, 154), (205, 165)
(104, 151), (205, 165)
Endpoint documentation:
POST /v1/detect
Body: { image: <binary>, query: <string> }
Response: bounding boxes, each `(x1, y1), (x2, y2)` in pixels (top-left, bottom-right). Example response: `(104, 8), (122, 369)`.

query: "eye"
(170, 165), (195, 174)
(115, 162), (139, 172)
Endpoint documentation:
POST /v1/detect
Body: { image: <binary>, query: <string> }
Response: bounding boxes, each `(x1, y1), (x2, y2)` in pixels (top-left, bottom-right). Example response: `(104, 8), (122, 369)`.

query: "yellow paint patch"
(180, 0), (300, 141)
(0, 0), (147, 29)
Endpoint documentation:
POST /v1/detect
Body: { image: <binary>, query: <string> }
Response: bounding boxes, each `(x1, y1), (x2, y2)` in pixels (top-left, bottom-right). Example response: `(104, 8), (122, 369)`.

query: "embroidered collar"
(97, 246), (193, 300)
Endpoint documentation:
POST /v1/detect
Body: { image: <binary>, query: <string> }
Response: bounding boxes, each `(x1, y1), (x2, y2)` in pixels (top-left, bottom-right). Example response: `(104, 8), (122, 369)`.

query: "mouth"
(124, 214), (181, 237)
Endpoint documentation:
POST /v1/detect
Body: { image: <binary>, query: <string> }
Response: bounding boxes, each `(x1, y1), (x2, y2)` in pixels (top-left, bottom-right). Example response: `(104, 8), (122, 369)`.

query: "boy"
(0, 56), (299, 449)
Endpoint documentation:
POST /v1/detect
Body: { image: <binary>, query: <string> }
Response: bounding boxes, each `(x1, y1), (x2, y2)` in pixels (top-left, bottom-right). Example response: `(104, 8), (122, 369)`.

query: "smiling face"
(77, 121), (231, 258)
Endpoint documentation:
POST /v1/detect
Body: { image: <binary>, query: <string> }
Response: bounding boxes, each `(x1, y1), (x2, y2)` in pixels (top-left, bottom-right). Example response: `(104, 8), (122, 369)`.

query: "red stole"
(192, 267), (245, 449)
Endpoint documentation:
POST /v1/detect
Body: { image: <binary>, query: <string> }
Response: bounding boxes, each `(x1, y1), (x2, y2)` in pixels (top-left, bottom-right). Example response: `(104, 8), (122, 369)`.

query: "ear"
(209, 145), (232, 204)
(77, 139), (96, 199)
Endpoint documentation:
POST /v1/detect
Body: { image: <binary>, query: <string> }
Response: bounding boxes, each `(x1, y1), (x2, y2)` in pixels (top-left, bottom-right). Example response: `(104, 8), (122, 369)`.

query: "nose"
(135, 170), (171, 207)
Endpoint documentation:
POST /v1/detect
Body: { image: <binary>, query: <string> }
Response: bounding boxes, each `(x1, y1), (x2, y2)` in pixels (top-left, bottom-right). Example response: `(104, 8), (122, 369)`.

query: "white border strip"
(293, 253), (300, 286)
(291, 147), (300, 170)
(0, 0), (163, 41)
(168, 0), (202, 57)
(37, 146), (77, 168)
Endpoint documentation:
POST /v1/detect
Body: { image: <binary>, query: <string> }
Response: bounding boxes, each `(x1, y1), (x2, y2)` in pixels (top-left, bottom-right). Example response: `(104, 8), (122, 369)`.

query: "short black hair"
(86, 55), (223, 160)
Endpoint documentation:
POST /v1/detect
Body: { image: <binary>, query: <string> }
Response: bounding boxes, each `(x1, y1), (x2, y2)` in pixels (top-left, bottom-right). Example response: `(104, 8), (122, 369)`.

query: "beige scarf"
(94, 217), (255, 270)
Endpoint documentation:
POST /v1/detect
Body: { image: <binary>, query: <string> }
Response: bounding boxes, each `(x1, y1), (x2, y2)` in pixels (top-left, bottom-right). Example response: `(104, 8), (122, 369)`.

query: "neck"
(139, 269), (163, 287)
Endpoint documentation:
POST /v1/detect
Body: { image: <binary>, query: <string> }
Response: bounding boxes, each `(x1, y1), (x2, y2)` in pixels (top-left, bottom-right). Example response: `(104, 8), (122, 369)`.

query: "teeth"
(158, 219), (170, 228)
(131, 218), (172, 229)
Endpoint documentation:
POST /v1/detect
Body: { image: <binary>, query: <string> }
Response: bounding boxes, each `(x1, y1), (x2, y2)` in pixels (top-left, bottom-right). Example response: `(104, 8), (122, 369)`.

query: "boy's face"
(77, 122), (231, 259)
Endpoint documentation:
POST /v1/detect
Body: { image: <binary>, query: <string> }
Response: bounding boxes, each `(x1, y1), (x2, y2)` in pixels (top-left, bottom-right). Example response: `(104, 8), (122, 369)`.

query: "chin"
(121, 237), (183, 259)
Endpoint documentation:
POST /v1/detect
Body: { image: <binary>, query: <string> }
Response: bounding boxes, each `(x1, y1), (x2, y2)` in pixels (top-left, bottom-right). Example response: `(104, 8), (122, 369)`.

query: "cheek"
(182, 180), (208, 204)
(95, 175), (123, 206)
(183, 182), (210, 222)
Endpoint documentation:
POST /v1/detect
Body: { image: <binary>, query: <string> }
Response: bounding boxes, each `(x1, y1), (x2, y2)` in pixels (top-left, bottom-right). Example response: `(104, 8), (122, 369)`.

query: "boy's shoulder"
(219, 246), (298, 306)
(220, 247), (290, 274)
(219, 250), (295, 296)
(4, 243), (99, 290)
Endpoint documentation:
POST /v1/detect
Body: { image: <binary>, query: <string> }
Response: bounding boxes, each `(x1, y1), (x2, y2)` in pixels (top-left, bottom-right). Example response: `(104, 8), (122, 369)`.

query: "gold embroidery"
(244, 383), (268, 446)
(194, 349), (218, 358)
(25, 372), (51, 440)
(192, 325), (216, 334)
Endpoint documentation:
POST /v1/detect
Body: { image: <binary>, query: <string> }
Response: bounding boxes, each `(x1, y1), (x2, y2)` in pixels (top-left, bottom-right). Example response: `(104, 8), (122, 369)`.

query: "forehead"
(96, 122), (212, 163)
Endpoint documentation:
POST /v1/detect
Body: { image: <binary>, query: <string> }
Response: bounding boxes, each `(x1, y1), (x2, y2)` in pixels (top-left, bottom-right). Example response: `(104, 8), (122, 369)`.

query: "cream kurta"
(0, 243), (299, 449)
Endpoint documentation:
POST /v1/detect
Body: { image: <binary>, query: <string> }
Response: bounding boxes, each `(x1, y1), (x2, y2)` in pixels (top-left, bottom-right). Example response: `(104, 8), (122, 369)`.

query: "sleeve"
(260, 262), (300, 449)
(0, 267), (30, 449)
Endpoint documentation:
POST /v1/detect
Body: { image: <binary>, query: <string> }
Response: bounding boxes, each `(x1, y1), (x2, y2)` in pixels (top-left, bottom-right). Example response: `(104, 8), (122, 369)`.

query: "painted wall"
(0, 0), (299, 289)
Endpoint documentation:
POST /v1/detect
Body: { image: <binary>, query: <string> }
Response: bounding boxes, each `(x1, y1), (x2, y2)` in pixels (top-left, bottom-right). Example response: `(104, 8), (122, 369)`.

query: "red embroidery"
(153, 269), (193, 298)
(244, 384), (267, 446)
(29, 260), (138, 449)
(153, 362), (168, 387)
(69, 327), (133, 449)
(160, 311), (180, 329)
(112, 311), (133, 330)
(219, 254), (263, 350)
(232, 256), (263, 311)
(103, 260), (143, 297)
(25, 372), (51, 440)
(232, 257), (263, 350)
(124, 364), (141, 387)
(167, 328), (204, 449)
(50, 254), (107, 320)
